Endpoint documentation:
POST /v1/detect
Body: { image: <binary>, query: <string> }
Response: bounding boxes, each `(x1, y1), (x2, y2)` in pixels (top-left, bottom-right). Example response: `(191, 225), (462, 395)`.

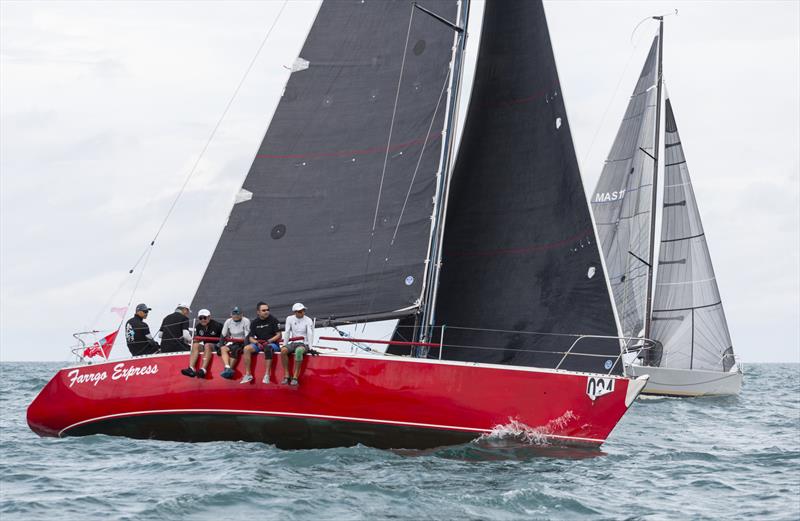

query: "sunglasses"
(198, 316), (209, 320)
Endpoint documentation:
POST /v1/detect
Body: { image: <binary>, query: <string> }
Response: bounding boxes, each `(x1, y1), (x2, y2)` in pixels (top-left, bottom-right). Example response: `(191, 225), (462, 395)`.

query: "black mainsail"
(192, 1), (458, 320)
(591, 36), (659, 343)
(429, 0), (623, 374)
(651, 98), (735, 372)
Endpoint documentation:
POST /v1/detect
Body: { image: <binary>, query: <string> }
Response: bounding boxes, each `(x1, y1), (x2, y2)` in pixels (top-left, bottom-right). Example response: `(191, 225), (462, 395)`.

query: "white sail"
(591, 36), (659, 342)
(650, 97), (735, 372)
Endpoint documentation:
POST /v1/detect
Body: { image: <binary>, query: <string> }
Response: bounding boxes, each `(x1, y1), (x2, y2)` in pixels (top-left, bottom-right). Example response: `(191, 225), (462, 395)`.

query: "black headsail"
(192, 1), (458, 320)
(429, 0), (622, 374)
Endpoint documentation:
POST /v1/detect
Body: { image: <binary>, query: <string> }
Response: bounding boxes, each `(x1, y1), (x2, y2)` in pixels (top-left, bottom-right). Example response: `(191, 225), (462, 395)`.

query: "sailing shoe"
(280, 377), (290, 385)
(196, 368), (207, 379)
(180, 368), (196, 378)
(240, 375), (254, 384)
(221, 368), (234, 379)
(262, 374), (271, 384)
(290, 378), (299, 386)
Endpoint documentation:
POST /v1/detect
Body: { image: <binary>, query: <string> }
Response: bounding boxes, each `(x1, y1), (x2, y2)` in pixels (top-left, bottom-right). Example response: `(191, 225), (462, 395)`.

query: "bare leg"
(242, 345), (255, 376)
(221, 346), (231, 367)
(201, 344), (213, 372)
(189, 343), (201, 368)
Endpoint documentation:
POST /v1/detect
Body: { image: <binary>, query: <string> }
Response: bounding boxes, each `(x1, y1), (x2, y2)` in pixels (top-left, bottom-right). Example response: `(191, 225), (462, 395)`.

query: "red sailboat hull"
(27, 353), (646, 449)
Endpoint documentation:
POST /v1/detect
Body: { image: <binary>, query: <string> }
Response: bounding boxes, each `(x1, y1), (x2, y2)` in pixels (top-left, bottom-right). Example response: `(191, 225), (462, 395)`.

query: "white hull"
(625, 364), (742, 396)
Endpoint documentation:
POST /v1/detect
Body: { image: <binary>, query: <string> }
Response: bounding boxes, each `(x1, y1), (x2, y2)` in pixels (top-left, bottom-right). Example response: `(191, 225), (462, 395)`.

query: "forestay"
(651, 98), (735, 372)
(192, 0), (458, 320)
(431, 0), (622, 374)
(591, 37), (659, 343)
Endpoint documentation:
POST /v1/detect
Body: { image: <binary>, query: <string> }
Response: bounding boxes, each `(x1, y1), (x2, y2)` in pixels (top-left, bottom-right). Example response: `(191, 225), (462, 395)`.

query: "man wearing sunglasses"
(181, 309), (223, 379)
(240, 302), (281, 384)
(218, 306), (251, 379)
(125, 303), (159, 357)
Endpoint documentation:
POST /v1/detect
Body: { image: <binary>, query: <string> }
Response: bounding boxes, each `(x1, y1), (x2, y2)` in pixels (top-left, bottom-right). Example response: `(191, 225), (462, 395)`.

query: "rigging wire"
(89, 0), (289, 330)
(358, 68), (451, 321)
(355, 3), (416, 314)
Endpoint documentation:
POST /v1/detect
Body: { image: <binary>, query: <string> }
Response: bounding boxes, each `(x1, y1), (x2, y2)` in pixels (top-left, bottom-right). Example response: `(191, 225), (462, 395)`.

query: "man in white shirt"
(281, 302), (314, 386)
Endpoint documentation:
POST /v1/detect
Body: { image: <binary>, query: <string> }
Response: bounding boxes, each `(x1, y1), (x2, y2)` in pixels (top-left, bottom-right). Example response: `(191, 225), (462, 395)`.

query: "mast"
(643, 16), (664, 348)
(418, 0), (470, 344)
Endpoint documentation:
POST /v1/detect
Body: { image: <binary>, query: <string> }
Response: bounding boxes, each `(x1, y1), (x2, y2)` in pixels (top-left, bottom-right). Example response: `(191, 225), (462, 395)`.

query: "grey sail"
(192, 1), (458, 320)
(651, 98), (735, 372)
(591, 37), (659, 343)
(428, 0), (622, 374)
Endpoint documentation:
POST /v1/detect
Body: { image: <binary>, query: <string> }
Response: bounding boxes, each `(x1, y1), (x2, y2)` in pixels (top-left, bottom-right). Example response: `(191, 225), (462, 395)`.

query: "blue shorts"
(250, 342), (280, 354)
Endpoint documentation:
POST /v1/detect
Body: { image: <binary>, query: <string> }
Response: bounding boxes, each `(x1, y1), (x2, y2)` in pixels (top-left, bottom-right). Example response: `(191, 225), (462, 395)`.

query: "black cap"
(135, 303), (151, 312)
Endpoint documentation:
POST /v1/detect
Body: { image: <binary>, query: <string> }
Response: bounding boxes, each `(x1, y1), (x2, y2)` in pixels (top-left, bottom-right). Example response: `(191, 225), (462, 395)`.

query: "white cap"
(197, 309), (211, 317)
(292, 302), (306, 312)
(177, 302), (191, 311)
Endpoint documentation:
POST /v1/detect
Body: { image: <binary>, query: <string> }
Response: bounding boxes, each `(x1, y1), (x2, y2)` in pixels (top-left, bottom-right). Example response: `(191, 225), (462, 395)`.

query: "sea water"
(1, 362), (798, 520)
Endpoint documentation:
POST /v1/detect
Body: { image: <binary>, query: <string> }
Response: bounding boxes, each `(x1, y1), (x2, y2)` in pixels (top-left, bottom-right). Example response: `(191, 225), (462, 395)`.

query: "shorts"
(284, 342), (308, 355)
(217, 342), (244, 358)
(248, 342), (280, 354)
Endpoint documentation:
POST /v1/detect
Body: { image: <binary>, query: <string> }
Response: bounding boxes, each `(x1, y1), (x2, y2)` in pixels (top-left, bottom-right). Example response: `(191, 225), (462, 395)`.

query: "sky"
(1, 0), (798, 363)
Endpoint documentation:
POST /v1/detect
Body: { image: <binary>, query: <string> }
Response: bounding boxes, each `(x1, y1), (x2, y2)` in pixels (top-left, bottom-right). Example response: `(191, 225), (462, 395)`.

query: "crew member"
(125, 303), (159, 356)
(218, 306), (250, 379)
(181, 309), (223, 379)
(158, 303), (192, 353)
(240, 302), (282, 384)
(281, 303), (314, 386)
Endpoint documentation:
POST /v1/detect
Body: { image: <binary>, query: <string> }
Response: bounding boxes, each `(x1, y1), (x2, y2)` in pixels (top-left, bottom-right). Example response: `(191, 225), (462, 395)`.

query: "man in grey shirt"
(218, 306), (251, 379)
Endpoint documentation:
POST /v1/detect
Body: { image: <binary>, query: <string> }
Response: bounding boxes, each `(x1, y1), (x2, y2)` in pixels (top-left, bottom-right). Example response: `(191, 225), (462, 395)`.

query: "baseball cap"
(177, 302), (191, 311)
(135, 303), (151, 312)
(292, 303), (306, 312)
(197, 309), (211, 318)
(231, 306), (242, 315)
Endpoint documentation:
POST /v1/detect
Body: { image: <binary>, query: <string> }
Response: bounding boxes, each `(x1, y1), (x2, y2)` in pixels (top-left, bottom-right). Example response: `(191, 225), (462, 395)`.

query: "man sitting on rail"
(180, 309), (223, 379)
(280, 303), (314, 386)
(157, 303), (192, 353)
(125, 303), (160, 356)
(240, 301), (281, 384)
(218, 306), (250, 379)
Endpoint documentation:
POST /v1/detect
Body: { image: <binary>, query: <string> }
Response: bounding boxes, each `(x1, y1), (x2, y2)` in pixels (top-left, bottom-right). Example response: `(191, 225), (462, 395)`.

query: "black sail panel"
(651, 98), (735, 372)
(432, 0), (621, 374)
(192, 1), (457, 319)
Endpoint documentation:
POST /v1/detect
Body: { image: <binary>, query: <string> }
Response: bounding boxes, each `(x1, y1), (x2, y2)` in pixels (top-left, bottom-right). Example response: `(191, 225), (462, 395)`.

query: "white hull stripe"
(58, 408), (605, 444)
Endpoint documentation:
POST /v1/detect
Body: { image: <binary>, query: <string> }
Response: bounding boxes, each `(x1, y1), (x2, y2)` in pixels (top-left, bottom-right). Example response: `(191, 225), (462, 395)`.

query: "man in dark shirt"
(181, 308), (223, 379)
(158, 303), (191, 353)
(240, 301), (282, 384)
(125, 303), (159, 356)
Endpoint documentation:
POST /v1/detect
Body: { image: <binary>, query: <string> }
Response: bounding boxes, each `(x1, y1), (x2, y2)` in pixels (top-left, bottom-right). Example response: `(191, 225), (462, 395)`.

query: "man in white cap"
(181, 309), (223, 379)
(280, 303), (314, 385)
(158, 303), (192, 353)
